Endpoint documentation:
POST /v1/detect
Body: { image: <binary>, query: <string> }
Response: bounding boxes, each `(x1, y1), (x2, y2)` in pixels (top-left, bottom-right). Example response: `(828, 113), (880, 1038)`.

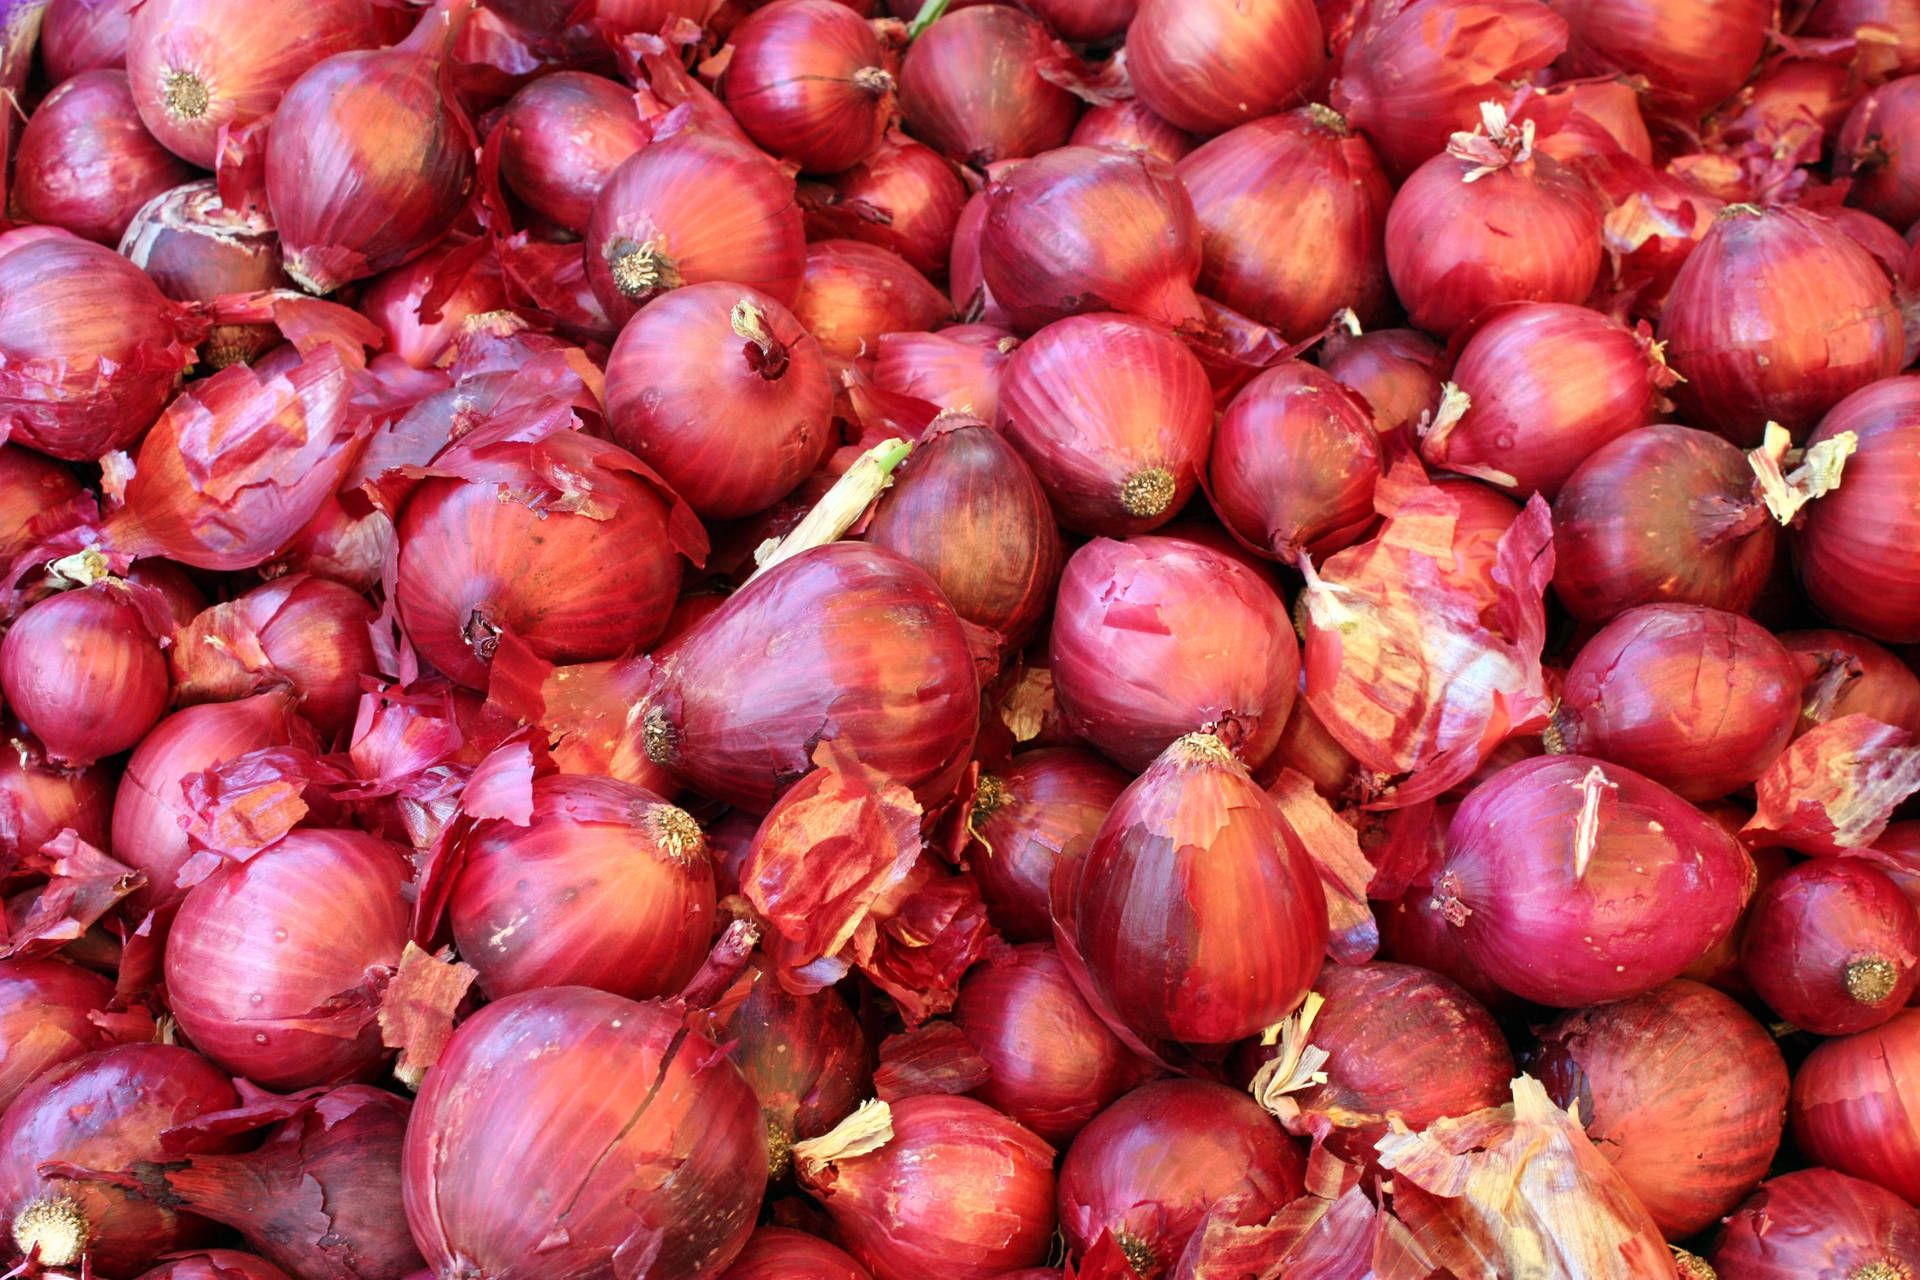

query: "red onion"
(995, 313), (1212, 535)
(0, 227), (198, 460)
(404, 988), (766, 1280)
(896, 5), (1077, 167)
(871, 326), (1016, 420)
(1682, 837), (1789, 1006)
(791, 239), (950, 359)
(952, 944), (1151, 1146)
(964, 748), (1127, 943)
(1050, 537), (1299, 773)
(1017, 0), (1133, 40)
(1658, 205), (1903, 444)
(1330, 0), (1570, 181)
(1802, 0), (1920, 77)
(496, 70), (648, 234)
(1068, 100), (1192, 165)
(1429, 302), (1672, 498)
(393, 429), (693, 690)
(1786, 629), (1920, 737)
(41, 0), (130, 80)
(642, 542), (980, 812)
(585, 131), (806, 325)
(865, 415), (1063, 647)
(14, 69), (194, 245)
(113, 692), (314, 916)
(724, 960), (872, 1178)
(980, 147), (1204, 334)
(1069, 732), (1327, 1048)
(1549, 0), (1769, 116)
(1551, 424), (1779, 622)
(1384, 109), (1603, 340)
(793, 1096), (1056, 1280)
(120, 181), (287, 369)
(1551, 604), (1803, 802)
(1125, 0), (1323, 136)
(136, 1252), (296, 1280)
(1, 583), (170, 768)
(1317, 321), (1447, 440)
(1792, 1008), (1920, 1203)
(805, 136), (968, 277)
(1712, 1169), (1920, 1280)
(0, 1045), (243, 1277)
(605, 282), (834, 520)
(1530, 979), (1788, 1240)
(358, 244), (509, 372)
(1839, 77), (1920, 234)
(169, 575), (376, 739)
(722, 0), (893, 174)
(0, 958), (122, 1113)
(1436, 755), (1755, 1006)
(159, 1086), (424, 1280)
(1055, 1079), (1305, 1279)
(264, 4), (474, 294)
(0, 445), (85, 567)
(0, 727), (114, 867)
(1175, 107), (1391, 340)
(450, 775), (714, 1000)
(1742, 858), (1920, 1035)
(1795, 375), (1920, 644)
(948, 189), (1002, 321)
(720, 1229), (872, 1280)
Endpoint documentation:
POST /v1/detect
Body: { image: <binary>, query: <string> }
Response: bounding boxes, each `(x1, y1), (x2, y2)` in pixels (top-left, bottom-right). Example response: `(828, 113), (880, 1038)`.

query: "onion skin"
(795, 1096), (1056, 1280)
(995, 313), (1213, 536)
(1658, 205), (1904, 445)
(1839, 75), (1920, 233)
(719, 1228), (872, 1280)
(724, 962), (872, 1179)
(807, 136), (968, 278)
(897, 5), (1077, 168)
(0, 959), (120, 1113)
(980, 148), (1205, 335)
(403, 988), (767, 1280)
(1055, 1079), (1305, 1279)
(865, 416), (1063, 648)
(497, 70), (648, 234)
(0, 1045), (244, 1278)
(1795, 375), (1920, 644)
(965, 748), (1128, 943)
(952, 944), (1152, 1146)
(1, 585), (169, 768)
(1792, 1008), (1920, 1205)
(0, 445), (86, 565)
(1050, 537), (1299, 774)
(1068, 101), (1192, 166)
(0, 729), (114, 868)
(605, 282), (835, 521)
(1711, 1168), (1920, 1280)
(1553, 604), (1803, 802)
(1176, 107), (1391, 340)
(119, 181), (286, 369)
(1437, 755), (1755, 1007)
(1318, 324), (1447, 441)
(1550, 424), (1777, 623)
(450, 775), (715, 1001)
(1531, 980), (1788, 1240)
(1072, 732), (1328, 1048)
(14, 69), (194, 245)
(1784, 629), (1920, 738)
(1548, 0), (1771, 116)
(790, 239), (951, 359)
(871, 326), (1016, 421)
(1803, 0), (1920, 77)
(1741, 858), (1920, 1036)
(722, 0), (893, 174)
(358, 244), (508, 373)
(643, 542), (981, 813)
(136, 1253), (297, 1280)
(41, 0), (130, 80)
(1126, 0), (1322, 136)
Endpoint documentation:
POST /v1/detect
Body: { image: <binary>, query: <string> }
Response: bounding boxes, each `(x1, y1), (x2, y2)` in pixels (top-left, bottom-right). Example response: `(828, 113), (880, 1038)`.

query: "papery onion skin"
(605, 282), (834, 520)
(953, 944), (1152, 1146)
(725, 962), (872, 1179)
(1318, 324), (1447, 441)
(1741, 858), (1920, 1036)
(995, 312), (1213, 536)
(450, 775), (715, 1001)
(41, 0), (131, 80)
(358, 244), (508, 372)
(796, 1095), (1056, 1280)
(1050, 537), (1299, 774)
(643, 542), (980, 813)
(0, 445), (86, 566)
(790, 239), (951, 359)
(871, 326), (1016, 421)
(1176, 107), (1391, 341)
(1658, 205), (1904, 445)
(1553, 604), (1803, 803)
(497, 70), (649, 234)
(965, 748), (1128, 943)
(1437, 755), (1755, 1007)
(1792, 1008), (1920, 1207)
(719, 1228), (872, 1280)
(1068, 101), (1192, 166)
(14, 69), (195, 246)
(1126, 0), (1323, 136)
(722, 0), (894, 174)
(1839, 77), (1920, 233)
(1547, 0), (1771, 116)
(403, 987), (767, 1280)
(1551, 424), (1778, 623)
(120, 181), (287, 369)
(136, 1252), (297, 1280)
(0, 729), (115, 867)
(1711, 1168), (1920, 1280)
(1055, 1079), (1306, 1279)
(1784, 629), (1920, 737)
(170, 575), (378, 738)
(0, 959), (121, 1113)
(1803, 0), (1920, 76)
(1531, 979), (1788, 1240)
(808, 136), (968, 278)
(1794, 375), (1920, 644)
(0, 1045), (243, 1278)
(896, 5), (1078, 168)
(1, 585), (169, 768)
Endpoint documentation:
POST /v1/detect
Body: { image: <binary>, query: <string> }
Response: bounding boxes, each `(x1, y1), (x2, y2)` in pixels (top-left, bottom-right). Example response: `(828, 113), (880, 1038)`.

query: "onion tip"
(791, 1097), (895, 1180)
(1119, 467), (1176, 518)
(1846, 956), (1902, 1007)
(159, 68), (209, 120)
(12, 1197), (90, 1268)
(644, 803), (706, 865)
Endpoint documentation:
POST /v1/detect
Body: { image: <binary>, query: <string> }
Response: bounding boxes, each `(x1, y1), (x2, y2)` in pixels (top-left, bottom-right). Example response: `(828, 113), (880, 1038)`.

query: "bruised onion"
(995, 313), (1212, 535)
(1317, 322), (1447, 440)
(964, 749), (1127, 943)
(720, 1229), (872, 1280)
(1794, 375), (1920, 644)
(13, 69), (195, 246)
(120, 181), (287, 369)
(1531, 979), (1789, 1240)
(1741, 858), (1920, 1036)
(1791, 1008), (1920, 1204)
(791, 240), (950, 359)
(1067, 100), (1192, 165)
(724, 961), (872, 1178)
(1436, 755), (1755, 1007)
(605, 282), (834, 520)
(1125, 0), (1323, 136)
(0, 959), (121, 1114)
(1712, 1168), (1920, 1280)
(1549, 0), (1770, 116)
(897, 5), (1077, 167)
(1, 583), (170, 768)
(170, 575), (377, 738)
(1050, 537), (1299, 773)
(403, 988), (767, 1280)
(496, 70), (648, 234)
(871, 327), (1016, 420)
(722, 0), (894, 174)
(41, 0), (130, 80)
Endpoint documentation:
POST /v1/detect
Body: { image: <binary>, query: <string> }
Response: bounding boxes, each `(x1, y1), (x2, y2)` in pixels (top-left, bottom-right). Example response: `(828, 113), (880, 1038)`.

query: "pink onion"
(14, 69), (194, 245)
(358, 243), (509, 372)
(1711, 1169), (1920, 1280)
(1791, 1007), (1920, 1203)
(1742, 858), (1920, 1035)
(723, 960), (872, 1178)
(1839, 76), (1920, 233)
(40, 0), (131, 81)
(964, 748), (1128, 943)
(169, 575), (377, 738)
(721, 0), (894, 173)
(1549, 0), (1770, 116)
(119, 181), (287, 369)
(896, 5), (1077, 167)
(497, 70), (649, 234)
(1068, 100), (1192, 165)
(1, 583), (170, 768)
(1794, 375), (1920, 644)
(791, 239), (951, 359)
(1125, 0), (1322, 135)
(804, 135), (968, 277)
(719, 1229), (872, 1280)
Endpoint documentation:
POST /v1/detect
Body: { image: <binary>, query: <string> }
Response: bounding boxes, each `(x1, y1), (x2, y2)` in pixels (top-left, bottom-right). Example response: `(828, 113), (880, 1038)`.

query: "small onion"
(1068, 101), (1193, 166)
(1436, 755), (1755, 1007)
(806, 136), (968, 277)
(1711, 1169), (1920, 1280)
(1839, 77), (1920, 233)
(0, 959), (121, 1114)
(1549, 0), (1771, 116)
(964, 748), (1128, 943)
(995, 313), (1212, 535)
(136, 1253), (294, 1280)
(40, 0), (131, 81)
(790, 239), (951, 359)
(1317, 322), (1447, 441)
(871, 326), (1017, 421)
(13, 69), (194, 246)
(721, 0), (894, 174)
(1791, 1008), (1920, 1204)
(120, 181), (287, 369)
(724, 961), (872, 1179)
(1784, 629), (1920, 738)
(719, 1229), (872, 1280)
(496, 70), (649, 234)
(1794, 375), (1920, 644)
(0, 584), (170, 768)
(1125, 0), (1323, 136)
(1741, 858), (1920, 1036)
(0, 728), (115, 866)
(897, 5), (1077, 167)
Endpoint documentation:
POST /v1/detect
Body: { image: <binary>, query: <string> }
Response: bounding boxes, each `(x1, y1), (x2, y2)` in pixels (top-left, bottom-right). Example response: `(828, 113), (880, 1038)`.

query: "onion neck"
(1748, 422), (1857, 525)
(12, 1196), (90, 1268)
(159, 68), (210, 120)
(608, 238), (683, 301)
(1416, 383), (1471, 459)
(642, 706), (677, 766)
(969, 773), (1007, 829)
(853, 65), (894, 96)
(1120, 467), (1176, 519)
(1847, 956), (1901, 1007)
(1169, 731), (1235, 768)
(1305, 103), (1349, 135)
(1114, 1231), (1156, 1279)
(731, 299), (790, 381)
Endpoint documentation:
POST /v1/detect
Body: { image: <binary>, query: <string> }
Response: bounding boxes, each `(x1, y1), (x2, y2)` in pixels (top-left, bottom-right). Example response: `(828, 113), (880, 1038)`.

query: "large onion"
(1548, 0), (1771, 116)
(896, 5), (1077, 167)
(1124, 0), (1323, 136)
(1712, 1169), (1920, 1280)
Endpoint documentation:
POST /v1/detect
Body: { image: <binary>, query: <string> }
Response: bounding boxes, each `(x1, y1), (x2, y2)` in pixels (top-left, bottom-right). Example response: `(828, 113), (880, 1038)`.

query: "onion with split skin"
(0, 959), (124, 1114)
(119, 180), (287, 369)
(723, 960), (872, 1180)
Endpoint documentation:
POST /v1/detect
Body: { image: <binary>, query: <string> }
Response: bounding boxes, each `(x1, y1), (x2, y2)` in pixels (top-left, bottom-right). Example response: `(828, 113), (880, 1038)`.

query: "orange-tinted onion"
(1548, 0), (1770, 116)
(1126, 0), (1323, 136)
(1803, 0), (1920, 76)
(1784, 629), (1920, 737)
(790, 239), (950, 359)
(0, 959), (121, 1114)
(14, 69), (194, 245)
(1317, 322), (1447, 440)
(871, 326), (1016, 420)
(897, 5), (1077, 167)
